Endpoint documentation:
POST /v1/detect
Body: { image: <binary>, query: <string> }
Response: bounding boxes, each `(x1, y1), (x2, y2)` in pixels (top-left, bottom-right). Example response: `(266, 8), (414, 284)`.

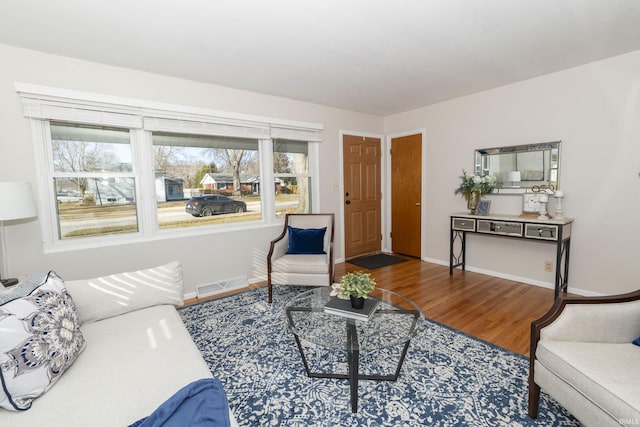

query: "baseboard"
(421, 257), (448, 267)
(184, 258), (603, 302)
(421, 256), (599, 297)
(249, 275), (266, 285)
(184, 291), (197, 300)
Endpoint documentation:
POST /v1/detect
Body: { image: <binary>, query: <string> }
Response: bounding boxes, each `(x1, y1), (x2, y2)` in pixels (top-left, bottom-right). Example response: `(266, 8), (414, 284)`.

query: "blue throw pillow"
(287, 226), (327, 254)
(633, 336), (640, 347)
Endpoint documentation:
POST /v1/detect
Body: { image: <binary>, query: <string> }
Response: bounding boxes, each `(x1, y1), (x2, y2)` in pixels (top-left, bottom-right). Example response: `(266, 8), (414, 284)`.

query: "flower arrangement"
(454, 169), (496, 199)
(331, 271), (376, 299)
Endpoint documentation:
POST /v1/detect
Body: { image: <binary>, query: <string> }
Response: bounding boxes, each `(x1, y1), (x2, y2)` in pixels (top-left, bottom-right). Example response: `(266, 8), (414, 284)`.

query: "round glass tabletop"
(285, 286), (424, 351)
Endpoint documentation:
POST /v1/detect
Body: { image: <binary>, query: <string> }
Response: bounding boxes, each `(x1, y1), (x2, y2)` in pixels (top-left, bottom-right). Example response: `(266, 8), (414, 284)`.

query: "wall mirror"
(474, 141), (560, 194)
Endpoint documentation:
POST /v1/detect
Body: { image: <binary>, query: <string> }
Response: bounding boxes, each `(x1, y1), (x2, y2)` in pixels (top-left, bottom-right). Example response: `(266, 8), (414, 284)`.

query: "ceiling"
(1, 0), (640, 116)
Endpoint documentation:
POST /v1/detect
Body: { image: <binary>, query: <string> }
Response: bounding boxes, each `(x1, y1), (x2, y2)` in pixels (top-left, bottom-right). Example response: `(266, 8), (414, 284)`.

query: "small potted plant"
(331, 271), (376, 309)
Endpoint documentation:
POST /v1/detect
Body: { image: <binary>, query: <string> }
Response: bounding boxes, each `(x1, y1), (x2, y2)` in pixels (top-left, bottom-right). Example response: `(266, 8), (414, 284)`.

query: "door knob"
(415, 202), (421, 206)
(346, 200), (351, 205)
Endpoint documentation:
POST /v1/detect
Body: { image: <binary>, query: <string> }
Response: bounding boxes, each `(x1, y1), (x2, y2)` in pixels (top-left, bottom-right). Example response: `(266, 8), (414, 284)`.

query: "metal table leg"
(287, 307), (419, 413)
(347, 321), (359, 413)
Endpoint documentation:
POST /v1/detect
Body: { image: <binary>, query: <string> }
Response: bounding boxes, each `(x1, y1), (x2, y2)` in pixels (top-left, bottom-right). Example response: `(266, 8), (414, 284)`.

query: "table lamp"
(0, 182), (37, 287)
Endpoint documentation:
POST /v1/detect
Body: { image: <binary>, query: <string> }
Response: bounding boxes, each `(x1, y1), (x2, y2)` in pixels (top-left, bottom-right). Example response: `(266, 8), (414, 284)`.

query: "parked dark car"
(185, 195), (247, 217)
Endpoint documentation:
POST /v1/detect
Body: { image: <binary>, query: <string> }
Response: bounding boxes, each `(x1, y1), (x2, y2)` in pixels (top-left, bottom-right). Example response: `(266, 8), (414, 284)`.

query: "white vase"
(554, 191), (565, 219)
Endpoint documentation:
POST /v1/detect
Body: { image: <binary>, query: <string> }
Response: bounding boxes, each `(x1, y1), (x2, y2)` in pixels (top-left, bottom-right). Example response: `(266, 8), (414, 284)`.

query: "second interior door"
(391, 133), (422, 257)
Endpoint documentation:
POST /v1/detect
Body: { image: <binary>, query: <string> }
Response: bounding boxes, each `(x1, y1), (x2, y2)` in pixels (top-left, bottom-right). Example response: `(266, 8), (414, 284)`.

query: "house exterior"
(155, 175), (185, 202)
(200, 173), (283, 195)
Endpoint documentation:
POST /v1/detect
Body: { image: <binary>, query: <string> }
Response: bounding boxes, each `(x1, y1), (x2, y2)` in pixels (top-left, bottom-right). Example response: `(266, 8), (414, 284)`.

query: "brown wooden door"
(343, 135), (381, 259)
(391, 134), (422, 257)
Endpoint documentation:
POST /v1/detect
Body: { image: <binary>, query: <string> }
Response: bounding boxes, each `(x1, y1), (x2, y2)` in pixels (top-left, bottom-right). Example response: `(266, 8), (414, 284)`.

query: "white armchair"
(528, 289), (640, 426)
(267, 213), (334, 303)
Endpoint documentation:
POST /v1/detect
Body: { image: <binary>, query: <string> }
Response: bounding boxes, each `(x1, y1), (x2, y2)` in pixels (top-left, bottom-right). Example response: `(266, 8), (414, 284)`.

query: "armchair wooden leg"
(268, 279), (273, 304)
(528, 382), (541, 419)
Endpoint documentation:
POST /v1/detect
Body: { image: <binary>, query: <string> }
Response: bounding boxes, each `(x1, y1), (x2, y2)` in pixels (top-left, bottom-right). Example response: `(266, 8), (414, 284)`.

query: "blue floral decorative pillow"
(633, 336), (640, 347)
(0, 271), (85, 411)
(286, 226), (327, 254)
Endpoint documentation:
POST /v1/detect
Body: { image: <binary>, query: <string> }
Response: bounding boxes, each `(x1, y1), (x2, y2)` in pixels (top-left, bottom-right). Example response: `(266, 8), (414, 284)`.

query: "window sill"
(42, 219), (282, 254)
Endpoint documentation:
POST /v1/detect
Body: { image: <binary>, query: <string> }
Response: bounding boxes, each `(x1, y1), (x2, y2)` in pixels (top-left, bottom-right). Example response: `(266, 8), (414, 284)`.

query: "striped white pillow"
(65, 261), (184, 324)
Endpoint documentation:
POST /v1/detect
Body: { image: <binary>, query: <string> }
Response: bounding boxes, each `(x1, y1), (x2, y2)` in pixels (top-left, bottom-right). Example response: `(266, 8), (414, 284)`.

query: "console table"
(449, 213), (573, 298)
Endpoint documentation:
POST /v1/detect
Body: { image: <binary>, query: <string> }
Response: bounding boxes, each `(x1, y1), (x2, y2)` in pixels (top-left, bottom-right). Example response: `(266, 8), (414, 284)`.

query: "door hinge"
(390, 232), (392, 238)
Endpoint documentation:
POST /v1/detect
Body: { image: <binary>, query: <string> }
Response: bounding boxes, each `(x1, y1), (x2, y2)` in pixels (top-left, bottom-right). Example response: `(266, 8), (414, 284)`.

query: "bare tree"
(241, 151), (260, 175)
(273, 152), (291, 174)
(154, 146), (219, 188)
(53, 141), (101, 171)
(293, 153), (308, 212)
(154, 146), (178, 172)
(215, 149), (258, 196)
(226, 150), (244, 195)
(52, 140), (118, 194)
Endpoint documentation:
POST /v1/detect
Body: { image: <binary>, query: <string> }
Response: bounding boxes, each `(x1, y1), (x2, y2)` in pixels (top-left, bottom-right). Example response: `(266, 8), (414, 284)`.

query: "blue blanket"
(129, 378), (231, 427)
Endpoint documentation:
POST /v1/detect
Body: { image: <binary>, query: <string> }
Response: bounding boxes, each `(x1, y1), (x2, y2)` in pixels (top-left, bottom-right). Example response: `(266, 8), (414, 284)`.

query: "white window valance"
(270, 125), (323, 142)
(143, 117), (270, 140)
(15, 83), (323, 141)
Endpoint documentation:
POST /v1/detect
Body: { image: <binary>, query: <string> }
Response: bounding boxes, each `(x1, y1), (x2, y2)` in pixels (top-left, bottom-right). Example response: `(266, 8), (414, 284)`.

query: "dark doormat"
(347, 254), (408, 270)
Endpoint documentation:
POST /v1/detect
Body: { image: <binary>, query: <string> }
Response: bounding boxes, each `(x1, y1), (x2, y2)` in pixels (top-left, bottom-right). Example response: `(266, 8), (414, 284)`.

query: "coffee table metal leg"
(347, 321), (359, 413)
(288, 307), (419, 413)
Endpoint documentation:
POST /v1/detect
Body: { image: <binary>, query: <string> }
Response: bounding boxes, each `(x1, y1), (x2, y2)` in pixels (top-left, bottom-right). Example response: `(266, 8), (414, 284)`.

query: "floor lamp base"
(1, 278), (18, 287)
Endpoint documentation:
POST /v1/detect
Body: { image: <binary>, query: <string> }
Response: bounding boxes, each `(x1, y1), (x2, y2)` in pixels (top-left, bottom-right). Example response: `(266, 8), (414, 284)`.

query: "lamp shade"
(0, 182), (37, 221)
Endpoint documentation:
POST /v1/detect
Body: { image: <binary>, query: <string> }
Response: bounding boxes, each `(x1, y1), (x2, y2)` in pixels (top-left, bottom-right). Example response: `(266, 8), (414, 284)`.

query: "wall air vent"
(196, 276), (248, 298)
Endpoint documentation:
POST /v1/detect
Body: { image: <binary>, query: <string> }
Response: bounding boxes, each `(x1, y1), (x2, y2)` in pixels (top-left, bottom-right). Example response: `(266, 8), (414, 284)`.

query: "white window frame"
(272, 138), (314, 215)
(49, 122), (141, 226)
(17, 83), (323, 253)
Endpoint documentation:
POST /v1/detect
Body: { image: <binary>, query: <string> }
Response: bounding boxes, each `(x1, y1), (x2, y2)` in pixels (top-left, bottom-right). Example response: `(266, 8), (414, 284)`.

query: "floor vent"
(196, 276), (248, 298)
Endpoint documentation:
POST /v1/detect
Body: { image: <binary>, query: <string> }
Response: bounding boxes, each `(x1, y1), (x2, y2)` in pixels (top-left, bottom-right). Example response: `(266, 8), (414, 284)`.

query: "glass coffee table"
(285, 287), (424, 413)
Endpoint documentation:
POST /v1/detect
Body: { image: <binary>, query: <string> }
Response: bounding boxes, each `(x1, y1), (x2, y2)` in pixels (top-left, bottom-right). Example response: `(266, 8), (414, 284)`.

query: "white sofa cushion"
(537, 340), (640, 420)
(0, 272), (85, 411)
(271, 254), (330, 275)
(0, 305), (214, 427)
(65, 261), (184, 324)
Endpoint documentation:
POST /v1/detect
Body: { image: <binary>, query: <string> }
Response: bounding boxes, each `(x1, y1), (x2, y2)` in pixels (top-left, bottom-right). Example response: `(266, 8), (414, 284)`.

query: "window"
(17, 83), (323, 249)
(51, 122), (138, 240)
(273, 139), (310, 217)
(152, 132), (261, 229)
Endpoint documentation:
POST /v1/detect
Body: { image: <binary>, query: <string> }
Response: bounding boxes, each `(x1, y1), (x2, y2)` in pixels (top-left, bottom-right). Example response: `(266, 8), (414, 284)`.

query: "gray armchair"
(267, 213), (335, 303)
(528, 289), (640, 426)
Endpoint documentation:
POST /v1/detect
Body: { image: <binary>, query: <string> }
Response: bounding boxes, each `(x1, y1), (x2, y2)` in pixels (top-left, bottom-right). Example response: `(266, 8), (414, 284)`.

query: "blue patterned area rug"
(179, 287), (579, 426)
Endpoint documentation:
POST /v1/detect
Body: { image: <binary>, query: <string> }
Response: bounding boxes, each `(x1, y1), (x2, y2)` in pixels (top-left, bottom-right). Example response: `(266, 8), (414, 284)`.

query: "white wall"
(385, 49), (640, 295)
(3, 42), (639, 297)
(0, 44), (382, 295)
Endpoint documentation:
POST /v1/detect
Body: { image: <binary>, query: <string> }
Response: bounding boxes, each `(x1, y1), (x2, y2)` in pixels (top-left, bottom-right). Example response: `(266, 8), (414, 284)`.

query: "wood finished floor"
(184, 257), (561, 357)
